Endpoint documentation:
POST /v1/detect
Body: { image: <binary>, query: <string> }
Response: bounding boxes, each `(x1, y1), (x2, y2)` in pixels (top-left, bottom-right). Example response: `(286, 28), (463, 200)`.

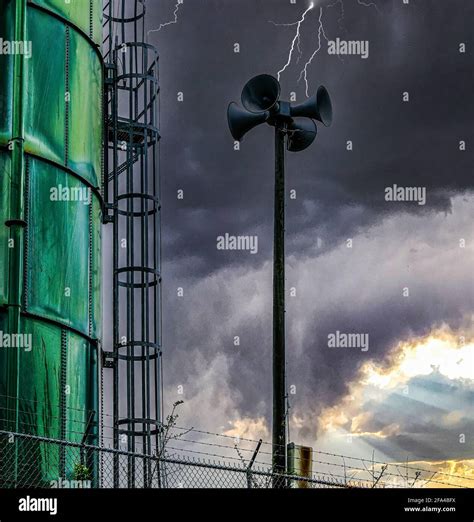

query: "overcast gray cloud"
(161, 196), (473, 463)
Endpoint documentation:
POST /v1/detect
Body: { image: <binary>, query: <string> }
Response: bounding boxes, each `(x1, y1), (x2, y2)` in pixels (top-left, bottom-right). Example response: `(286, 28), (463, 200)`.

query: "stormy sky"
(141, 0), (474, 468)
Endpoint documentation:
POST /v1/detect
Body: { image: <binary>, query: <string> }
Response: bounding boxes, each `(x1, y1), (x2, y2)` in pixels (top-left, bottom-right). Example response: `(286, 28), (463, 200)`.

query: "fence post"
(246, 439), (262, 489)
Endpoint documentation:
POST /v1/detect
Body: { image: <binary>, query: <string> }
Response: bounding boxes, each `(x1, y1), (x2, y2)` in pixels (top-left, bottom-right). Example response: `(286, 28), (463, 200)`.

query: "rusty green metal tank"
(0, 0), (102, 486)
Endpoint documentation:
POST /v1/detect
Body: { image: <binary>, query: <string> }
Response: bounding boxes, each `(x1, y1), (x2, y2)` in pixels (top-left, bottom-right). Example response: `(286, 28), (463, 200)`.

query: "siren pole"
(273, 123), (287, 480)
(227, 74), (332, 487)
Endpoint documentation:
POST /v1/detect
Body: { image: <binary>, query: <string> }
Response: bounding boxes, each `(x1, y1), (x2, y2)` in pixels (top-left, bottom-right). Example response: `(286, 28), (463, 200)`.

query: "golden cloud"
(318, 327), (474, 436)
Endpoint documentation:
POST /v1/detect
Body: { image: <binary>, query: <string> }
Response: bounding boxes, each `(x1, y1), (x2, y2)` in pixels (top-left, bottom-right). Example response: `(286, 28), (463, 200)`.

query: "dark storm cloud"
(143, 0), (474, 460)
(148, 0), (474, 276)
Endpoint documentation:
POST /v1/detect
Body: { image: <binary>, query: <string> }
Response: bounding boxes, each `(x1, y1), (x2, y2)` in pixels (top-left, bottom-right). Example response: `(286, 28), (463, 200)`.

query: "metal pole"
(272, 125), (286, 484)
(7, 0), (27, 486)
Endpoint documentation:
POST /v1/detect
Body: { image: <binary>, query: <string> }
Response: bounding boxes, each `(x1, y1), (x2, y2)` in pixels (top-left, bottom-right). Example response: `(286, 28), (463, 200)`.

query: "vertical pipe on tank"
(6, 0), (27, 484)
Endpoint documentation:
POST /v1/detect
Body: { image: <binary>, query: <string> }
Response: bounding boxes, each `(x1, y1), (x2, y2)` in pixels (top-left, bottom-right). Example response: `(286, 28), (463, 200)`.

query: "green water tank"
(0, 0), (102, 486)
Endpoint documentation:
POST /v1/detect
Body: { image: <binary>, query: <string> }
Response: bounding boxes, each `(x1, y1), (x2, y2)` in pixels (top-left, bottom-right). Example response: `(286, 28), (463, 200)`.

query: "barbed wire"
(169, 425), (473, 484)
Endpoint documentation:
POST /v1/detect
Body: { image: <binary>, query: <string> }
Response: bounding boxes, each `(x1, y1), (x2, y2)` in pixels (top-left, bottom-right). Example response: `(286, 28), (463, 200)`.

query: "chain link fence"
(0, 431), (348, 489)
(1, 430), (469, 489)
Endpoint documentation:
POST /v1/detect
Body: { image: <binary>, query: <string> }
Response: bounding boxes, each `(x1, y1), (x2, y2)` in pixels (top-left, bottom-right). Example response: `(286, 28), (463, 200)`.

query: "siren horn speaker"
(290, 86), (333, 127)
(241, 74), (281, 113)
(227, 102), (270, 141)
(287, 118), (318, 152)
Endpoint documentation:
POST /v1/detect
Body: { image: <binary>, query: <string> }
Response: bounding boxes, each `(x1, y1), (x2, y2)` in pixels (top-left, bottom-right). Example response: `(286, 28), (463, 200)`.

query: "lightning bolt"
(268, 15), (304, 64)
(147, 0), (183, 37)
(272, 2), (315, 82)
(272, 0), (381, 97)
(357, 0), (381, 14)
(298, 7), (329, 98)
